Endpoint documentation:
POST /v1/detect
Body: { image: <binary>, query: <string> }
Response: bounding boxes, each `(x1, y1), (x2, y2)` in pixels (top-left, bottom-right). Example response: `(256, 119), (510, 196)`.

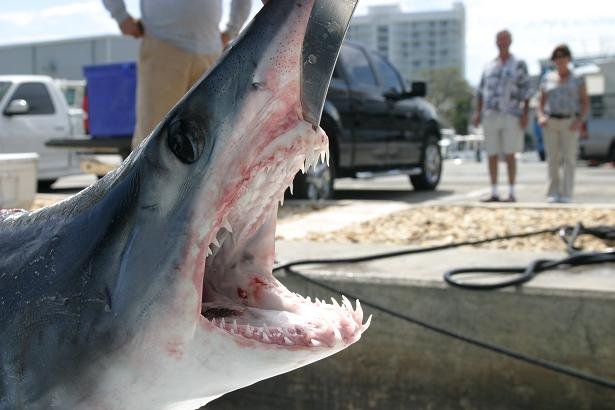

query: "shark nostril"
(167, 117), (206, 164)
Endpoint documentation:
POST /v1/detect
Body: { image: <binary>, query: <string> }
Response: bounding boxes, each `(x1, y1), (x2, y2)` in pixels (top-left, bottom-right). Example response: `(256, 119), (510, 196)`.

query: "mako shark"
(0, 0), (368, 409)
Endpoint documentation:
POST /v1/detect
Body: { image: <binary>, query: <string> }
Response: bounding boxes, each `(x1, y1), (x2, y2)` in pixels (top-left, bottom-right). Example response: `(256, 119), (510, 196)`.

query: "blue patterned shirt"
(477, 55), (533, 117)
(540, 70), (585, 116)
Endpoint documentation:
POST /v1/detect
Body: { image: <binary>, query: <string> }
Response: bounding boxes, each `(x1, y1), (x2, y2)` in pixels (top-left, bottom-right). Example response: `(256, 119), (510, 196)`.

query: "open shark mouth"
(193, 123), (370, 350)
(0, 1), (365, 408)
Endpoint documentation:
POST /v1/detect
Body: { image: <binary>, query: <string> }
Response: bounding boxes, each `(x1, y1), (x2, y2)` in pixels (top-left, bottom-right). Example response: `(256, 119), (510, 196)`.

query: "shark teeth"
(301, 148), (328, 173)
(198, 128), (367, 349)
(221, 217), (233, 233)
(204, 293), (370, 348)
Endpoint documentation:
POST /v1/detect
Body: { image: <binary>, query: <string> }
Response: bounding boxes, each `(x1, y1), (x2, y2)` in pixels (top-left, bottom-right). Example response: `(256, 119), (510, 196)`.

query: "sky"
(1, 0), (615, 86)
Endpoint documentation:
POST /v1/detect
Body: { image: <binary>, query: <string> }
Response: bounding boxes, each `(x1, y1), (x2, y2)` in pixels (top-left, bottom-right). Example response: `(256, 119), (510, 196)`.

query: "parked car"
(293, 42), (442, 199)
(0, 75), (83, 187)
(579, 118), (615, 164)
(574, 65), (615, 164)
(45, 44), (444, 196)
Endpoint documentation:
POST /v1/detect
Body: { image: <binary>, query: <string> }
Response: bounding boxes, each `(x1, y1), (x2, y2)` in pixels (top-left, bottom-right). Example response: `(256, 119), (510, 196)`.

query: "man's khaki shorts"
(133, 36), (220, 149)
(481, 111), (523, 156)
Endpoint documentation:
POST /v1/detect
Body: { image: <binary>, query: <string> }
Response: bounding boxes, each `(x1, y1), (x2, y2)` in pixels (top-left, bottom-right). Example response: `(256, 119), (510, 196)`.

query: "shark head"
(0, 1), (366, 409)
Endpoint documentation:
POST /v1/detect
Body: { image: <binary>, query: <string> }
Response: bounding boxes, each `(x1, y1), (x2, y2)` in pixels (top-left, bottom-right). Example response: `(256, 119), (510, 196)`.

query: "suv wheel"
(410, 136), (442, 191)
(293, 153), (335, 200)
(37, 179), (57, 192)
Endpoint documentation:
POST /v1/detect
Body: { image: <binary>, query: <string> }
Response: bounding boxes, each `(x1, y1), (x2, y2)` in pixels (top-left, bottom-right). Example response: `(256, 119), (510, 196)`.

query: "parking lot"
(44, 152), (615, 206)
(329, 153), (614, 205)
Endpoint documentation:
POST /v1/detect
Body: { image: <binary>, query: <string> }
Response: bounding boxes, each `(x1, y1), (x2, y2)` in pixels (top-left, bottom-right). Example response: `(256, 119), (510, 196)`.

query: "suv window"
(371, 53), (404, 93)
(0, 82), (11, 102)
(340, 45), (377, 87)
(9, 82), (55, 115)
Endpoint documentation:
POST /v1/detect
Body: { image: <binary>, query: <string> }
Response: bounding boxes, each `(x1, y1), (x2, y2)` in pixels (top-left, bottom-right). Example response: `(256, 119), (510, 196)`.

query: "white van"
(0, 75), (82, 187)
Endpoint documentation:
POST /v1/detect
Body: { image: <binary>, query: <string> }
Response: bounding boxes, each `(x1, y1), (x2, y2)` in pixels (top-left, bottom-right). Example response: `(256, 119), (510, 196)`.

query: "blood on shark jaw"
(189, 124), (370, 352)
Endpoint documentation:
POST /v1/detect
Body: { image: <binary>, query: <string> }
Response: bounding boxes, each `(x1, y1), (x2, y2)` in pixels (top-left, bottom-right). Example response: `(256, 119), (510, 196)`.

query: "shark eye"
(167, 117), (206, 164)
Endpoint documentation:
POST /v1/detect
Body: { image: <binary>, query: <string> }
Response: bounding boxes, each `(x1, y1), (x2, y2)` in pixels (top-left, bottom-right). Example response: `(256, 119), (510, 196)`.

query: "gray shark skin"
(0, 0), (368, 409)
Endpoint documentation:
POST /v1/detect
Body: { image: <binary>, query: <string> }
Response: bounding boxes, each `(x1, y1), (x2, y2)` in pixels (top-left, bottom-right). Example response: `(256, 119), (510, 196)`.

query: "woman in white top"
(537, 44), (589, 203)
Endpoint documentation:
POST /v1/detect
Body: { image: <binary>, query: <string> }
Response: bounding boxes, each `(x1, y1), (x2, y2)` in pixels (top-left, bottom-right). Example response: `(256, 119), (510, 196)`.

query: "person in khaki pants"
(537, 44), (589, 203)
(102, 0), (253, 149)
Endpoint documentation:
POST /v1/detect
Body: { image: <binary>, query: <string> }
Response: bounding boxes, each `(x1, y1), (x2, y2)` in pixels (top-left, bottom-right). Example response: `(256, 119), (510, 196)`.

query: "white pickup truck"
(0, 75), (84, 187)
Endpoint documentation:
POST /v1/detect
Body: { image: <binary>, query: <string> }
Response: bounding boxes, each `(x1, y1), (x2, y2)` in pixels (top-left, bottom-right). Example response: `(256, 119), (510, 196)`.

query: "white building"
(346, 3), (466, 84)
(0, 35), (139, 80)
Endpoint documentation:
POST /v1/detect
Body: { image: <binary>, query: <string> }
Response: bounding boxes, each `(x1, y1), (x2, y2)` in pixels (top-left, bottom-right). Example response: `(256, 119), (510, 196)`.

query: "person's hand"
(220, 31), (231, 48)
(538, 114), (548, 128)
(471, 112), (481, 128)
(119, 17), (144, 38)
(570, 118), (583, 132)
(519, 111), (529, 129)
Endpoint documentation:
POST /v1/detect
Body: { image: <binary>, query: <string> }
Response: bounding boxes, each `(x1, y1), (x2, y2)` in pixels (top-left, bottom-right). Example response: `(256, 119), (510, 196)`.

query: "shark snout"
(300, 0), (358, 127)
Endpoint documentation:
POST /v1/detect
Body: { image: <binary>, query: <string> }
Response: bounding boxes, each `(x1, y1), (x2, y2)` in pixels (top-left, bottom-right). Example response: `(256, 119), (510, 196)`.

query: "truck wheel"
(292, 153), (335, 200)
(410, 136), (442, 191)
(37, 179), (57, 192)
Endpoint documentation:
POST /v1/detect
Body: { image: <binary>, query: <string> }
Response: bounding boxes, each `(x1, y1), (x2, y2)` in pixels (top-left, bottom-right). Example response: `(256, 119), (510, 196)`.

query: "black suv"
(293, 42), (443, 199)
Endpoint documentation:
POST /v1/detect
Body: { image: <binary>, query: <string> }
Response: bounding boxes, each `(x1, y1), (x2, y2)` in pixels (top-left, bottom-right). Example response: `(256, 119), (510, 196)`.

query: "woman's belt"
(549, 113), (576, 119)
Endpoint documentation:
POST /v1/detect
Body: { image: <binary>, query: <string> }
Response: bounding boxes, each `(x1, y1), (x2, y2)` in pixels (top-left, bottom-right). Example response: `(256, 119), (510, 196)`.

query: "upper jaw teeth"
(207, 217), (234, 256)
(301, 148), (328, 174)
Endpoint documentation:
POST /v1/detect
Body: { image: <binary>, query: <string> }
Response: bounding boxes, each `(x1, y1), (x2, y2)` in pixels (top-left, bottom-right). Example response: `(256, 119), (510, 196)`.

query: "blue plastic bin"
(83, 62), (136, 138)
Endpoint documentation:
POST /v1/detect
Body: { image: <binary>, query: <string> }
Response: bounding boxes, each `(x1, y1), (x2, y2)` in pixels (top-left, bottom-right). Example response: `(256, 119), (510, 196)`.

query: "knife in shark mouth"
(0, 1), (366, 409)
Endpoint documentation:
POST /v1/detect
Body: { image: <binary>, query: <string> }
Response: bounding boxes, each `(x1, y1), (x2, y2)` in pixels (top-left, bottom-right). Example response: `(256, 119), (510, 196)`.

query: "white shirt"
(102, 0), (252, 55)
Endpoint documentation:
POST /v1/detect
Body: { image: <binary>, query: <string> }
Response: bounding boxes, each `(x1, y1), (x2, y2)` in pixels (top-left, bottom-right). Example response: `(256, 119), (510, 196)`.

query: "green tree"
(421, 67), (473, 135)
